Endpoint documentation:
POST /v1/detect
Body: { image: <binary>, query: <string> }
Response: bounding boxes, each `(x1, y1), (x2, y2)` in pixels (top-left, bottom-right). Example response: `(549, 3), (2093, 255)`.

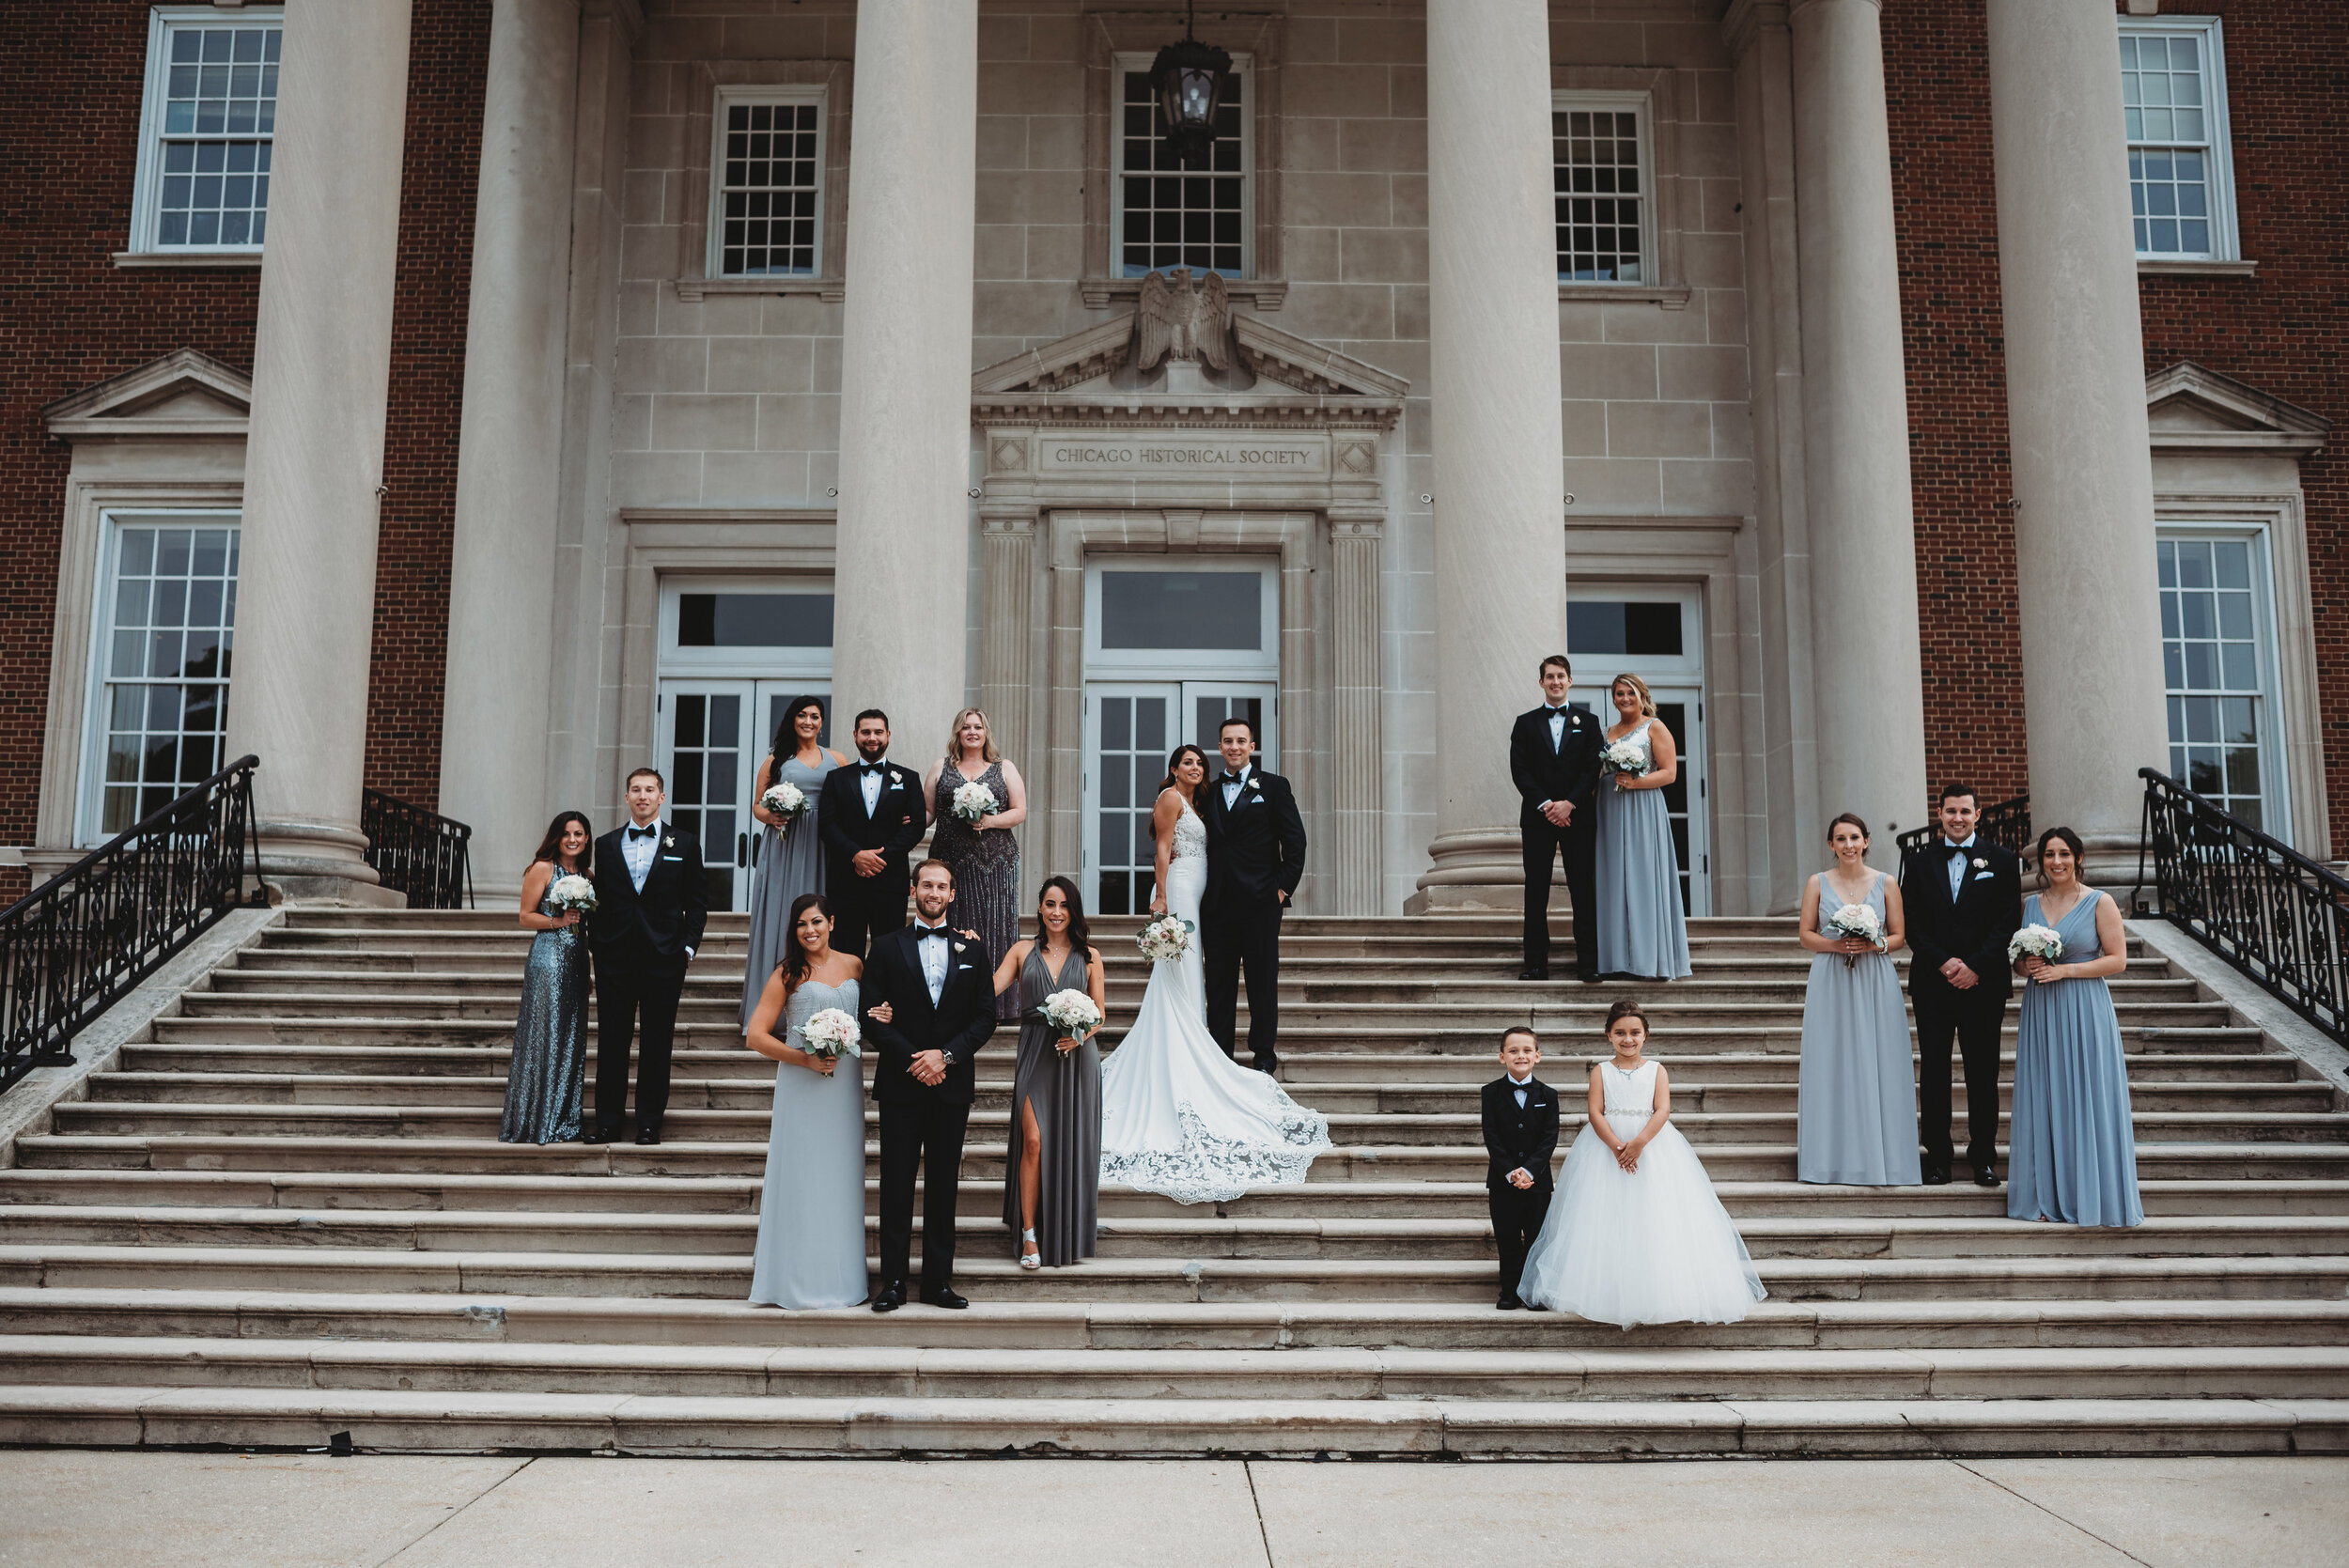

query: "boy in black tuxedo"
(586, 767), (708, 1145)
(1899, 784), (2024, 1187)
(1510, 654), (1604, 982)
(860, 858), (998, 1311)
(1201, 714), (1308, 1073)
(1483, 1025), (1560, 1310)
(817, 707), (928, 957)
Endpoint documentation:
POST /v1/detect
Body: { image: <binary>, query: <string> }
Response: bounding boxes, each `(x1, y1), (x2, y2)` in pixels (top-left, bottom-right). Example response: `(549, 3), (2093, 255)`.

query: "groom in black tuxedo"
(861, 859), (998, 1311)
(586, 767), (708, 1145)
(1201, 714), (1307, 1074)
(817, 707), (928, 957)
(1510, 654), (1604, 982)
(1900, 784), (2023, 1188)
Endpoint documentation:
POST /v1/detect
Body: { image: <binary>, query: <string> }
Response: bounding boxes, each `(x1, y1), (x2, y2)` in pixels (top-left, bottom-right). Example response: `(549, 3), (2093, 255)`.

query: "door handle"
(737, 832), (748, 868)
(750, 831), (762, 867)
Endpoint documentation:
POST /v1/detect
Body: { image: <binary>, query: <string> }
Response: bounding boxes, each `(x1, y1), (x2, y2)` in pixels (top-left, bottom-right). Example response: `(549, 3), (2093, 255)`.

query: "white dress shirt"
(1221, 763), (1252, 810)
(622, 819), (661, 891)
(860, 758), (889, 816)
(1508, 1070), (1533, 1109)
(1544, 703), (1568, 753)
(913, 918), (952, 1006)
(1944, 832), (1978, 900)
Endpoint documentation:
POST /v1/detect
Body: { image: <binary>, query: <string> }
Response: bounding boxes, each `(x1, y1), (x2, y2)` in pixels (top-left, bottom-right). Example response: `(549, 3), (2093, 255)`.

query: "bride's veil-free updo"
(1160, 743), (1210, 793)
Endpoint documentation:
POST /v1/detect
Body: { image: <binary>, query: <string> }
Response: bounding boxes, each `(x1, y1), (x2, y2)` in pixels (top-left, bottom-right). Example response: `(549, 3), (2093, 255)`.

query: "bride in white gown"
(1099, 744), (1331, 1203)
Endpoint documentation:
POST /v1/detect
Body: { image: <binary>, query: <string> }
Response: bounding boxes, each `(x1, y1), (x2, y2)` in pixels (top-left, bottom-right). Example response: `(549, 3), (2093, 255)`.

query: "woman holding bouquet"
(742, 695), (848, 1031)
(987, 876), (1107, 1267)
(1594, 673), (1692, 981)
(745, 893), (871, 1308)
(2007, 827), (2142, 1227)
(501, 812), (595, 1145)
(1795, 815), (1921, 1185)
(926, 707), (1027, 1019)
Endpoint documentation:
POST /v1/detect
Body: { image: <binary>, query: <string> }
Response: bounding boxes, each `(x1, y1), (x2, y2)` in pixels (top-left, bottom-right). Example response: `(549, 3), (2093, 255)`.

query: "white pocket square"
(661, 855), (684, 862)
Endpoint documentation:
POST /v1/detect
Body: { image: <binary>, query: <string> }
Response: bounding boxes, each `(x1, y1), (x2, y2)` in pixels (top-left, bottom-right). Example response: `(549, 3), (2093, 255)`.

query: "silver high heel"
(1019, 1229), (1041, 1269)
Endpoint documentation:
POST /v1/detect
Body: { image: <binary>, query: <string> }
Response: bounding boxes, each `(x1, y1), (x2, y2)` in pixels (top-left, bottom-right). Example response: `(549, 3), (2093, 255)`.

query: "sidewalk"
(5, 1452), (2343, 1566)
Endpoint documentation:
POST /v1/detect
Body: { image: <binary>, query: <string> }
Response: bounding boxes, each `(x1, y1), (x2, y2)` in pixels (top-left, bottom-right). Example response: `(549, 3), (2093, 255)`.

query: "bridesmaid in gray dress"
(501, 812), (593, 1144)
(987, 876), (1106, 1268)
(926, 707), (1027, 1020)
(741, 695), (847, 1030)
(1796, 814), (1921, 1185)
(746, 893), (872, 1308)
(1593, 674), (1693, 981)
(2007, 827), (2144, 1227)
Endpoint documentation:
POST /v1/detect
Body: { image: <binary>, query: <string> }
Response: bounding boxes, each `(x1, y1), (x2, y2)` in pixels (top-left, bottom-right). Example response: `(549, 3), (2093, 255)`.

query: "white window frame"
(2119, 15), (2240, 262)
(1550, 89), (1657, 287)
(655, 575), (834, 680)
(2155, 520), (2291, 841)
(703, 83), (830, 281)
(1081, 557), (1280, 681)
(1110, 51), (1255, 281)
(126, 5), (282, 257)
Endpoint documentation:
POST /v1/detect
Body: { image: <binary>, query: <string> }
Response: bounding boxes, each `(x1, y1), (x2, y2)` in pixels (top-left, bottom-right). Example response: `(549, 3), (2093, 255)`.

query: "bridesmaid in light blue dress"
(746, 893), (871, 1308)
(1796, 814), (1921, 1185)
(1593, 673), (1693, 981)
(741, 695), (847, 1030)
(2007, 827), (2142, 1227)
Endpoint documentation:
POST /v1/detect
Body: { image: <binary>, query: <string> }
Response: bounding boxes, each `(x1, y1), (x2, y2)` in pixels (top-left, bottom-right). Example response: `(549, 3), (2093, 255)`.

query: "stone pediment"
(2146, 361), (2326, 456)
(44, 349), (252, 442)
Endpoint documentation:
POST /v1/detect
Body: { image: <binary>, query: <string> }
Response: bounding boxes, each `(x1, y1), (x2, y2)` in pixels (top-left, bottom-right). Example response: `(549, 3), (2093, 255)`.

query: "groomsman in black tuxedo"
(586, 767), (708, 1145)
(1510, 654), (1604, 982)
(861, 859), (998, 1311)
(1201, 714), (1308, 1074)
(1483, 1026), (1560, 1310)
(817, 708), (928, 957)
(1900, 784), (2023, 1188)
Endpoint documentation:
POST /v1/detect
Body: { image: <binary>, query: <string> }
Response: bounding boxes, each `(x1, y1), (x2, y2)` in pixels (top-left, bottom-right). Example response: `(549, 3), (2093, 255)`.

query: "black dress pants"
(1204, 896), (1283, 1063)
(1521, 816), (1596, 975)
(878, 1097), (972, 1291)
(830, 872), (908, 959)
(1915, 984), (2008, 1170)
(591, 953), (684, 1135)
(1487, 1178), (1553, 1297)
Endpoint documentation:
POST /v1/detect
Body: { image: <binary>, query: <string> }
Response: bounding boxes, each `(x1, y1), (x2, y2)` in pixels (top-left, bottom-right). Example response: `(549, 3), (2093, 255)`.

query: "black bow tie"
(1944, 843), (1972, 858)
(628, 825), (659, 840)
(917, 926), (953, 941)
(861, 762), (888, 774)
(1221, 773), (1247, 784)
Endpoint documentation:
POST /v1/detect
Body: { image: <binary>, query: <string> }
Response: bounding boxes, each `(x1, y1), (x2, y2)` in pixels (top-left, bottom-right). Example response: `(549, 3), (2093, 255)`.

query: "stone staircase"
(2, 908), (2345, 1457)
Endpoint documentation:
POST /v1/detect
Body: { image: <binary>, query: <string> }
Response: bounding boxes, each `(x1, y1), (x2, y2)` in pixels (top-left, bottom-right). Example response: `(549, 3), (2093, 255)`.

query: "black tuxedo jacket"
(817, 759), (928, 885)
(1482, 1076), (1561, 1187)
(1201, 768), (1307, 908)
(860, 924), (998, 1106)
(1899, 838), (2024, 1002)
(588, 823), (708, 971)
(1510, 703), (1603, 826)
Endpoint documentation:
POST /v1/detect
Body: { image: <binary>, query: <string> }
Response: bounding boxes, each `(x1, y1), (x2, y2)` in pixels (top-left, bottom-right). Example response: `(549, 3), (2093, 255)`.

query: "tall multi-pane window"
(2120, 18), (2237, 260)
(708, 87), (826, 278)
(2158, 534), (2285, 832)
(1552, 95), (1651, 283)
(1113, 56), (1251, 277)
(130, 8), (281, 254)
(86, 518), (239, 839)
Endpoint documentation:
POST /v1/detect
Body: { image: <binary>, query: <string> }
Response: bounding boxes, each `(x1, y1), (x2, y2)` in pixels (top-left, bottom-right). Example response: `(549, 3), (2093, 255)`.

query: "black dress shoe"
(580, 1127), (610, 1146)
(1517, 967), (1548, 982)
(1576, 970), (1602, 984)
(919, 1286), (970, 1310)
(1973, 1164), (2002, 1188)
(634, 1126), (661, 1146)
(869, 1281), (905, 1313)
(1252, 1056), (1279, 1076)
(1921, 1165), (1952, 1186)
(1496, 1292), (1523, 1311)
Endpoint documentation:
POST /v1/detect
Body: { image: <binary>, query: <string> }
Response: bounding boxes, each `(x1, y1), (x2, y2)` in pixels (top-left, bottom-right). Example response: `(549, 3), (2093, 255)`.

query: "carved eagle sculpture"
(1131, 267), (1231, 374)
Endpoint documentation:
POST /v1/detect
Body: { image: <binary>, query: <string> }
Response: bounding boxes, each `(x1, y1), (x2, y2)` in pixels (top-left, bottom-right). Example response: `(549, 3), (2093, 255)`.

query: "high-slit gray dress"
(1003, 943), (1101, 1265)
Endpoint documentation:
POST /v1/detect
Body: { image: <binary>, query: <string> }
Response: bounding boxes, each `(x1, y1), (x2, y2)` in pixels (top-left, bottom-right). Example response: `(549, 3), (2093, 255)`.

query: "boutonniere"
(1971, 857), (1986, 870)
(954, 941), (966, 953)
(1247, 780), (1262, 794)
(664, 835), (676, 848)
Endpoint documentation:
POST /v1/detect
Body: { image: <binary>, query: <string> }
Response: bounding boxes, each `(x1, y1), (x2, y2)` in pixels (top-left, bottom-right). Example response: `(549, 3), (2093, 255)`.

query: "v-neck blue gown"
(2006, 891), (2143, 1227)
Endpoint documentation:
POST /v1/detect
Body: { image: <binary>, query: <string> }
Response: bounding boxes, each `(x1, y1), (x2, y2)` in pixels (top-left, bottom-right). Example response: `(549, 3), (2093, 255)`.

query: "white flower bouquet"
(1041, 988), (1102, 1042)
(2008, 924), (2065, 970)
(760, 779), (809, 830)
(1600, 738), (1651, 781)
(951, 779), (996, 824)
(1137, 914), (1194, 963)
(798, 1006), (862, 1060)
(1824, 902), (1885, 967)
(548, 873), (598, 913)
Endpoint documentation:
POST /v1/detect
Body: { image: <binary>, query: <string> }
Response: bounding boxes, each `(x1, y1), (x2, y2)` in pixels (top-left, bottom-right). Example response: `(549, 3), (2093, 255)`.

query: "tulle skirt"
(1517, 1113), (1766, 1327)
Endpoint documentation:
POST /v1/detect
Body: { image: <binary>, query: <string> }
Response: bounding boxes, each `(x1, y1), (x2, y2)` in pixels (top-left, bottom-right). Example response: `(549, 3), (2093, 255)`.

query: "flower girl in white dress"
(1517, 999), (1766, 1327)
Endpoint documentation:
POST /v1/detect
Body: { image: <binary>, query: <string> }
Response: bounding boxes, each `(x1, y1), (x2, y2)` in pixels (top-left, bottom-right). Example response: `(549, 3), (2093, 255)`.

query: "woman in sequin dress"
(925, 706), (1025, 1019)
(501, 811), (594, 1144)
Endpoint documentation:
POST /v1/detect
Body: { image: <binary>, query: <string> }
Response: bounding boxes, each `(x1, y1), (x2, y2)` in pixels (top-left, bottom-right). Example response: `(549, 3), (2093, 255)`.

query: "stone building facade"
(3, 0), (2339, 919)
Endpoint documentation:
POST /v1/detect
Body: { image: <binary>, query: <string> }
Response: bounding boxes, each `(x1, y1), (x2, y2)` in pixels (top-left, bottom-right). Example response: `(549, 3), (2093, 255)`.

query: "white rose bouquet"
(798, 1006), (863, 1060)
(951, 779), (996, 825)
(1600, 737), (1651, 784)
(2008, 923), (2065, 974)
(1041, 988), (1102, 1049)
(548, 874), (598, 914)
(1137, 914), (1194, 963)
(1823, 902), (1885, 968)
(760, 779), (809, 831)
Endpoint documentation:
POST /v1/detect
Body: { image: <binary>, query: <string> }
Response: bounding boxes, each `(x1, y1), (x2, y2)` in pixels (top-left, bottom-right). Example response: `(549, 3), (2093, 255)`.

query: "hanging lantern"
(1148, 3), (1233, 171)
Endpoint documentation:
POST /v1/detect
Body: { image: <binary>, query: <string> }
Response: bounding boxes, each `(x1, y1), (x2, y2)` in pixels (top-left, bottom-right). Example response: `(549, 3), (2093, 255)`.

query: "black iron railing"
(361, 789), (474, 911)
(2134, 767), (2348, 1045)
(1896, 795), (2033, 865)
(0, 753), (267, 1094)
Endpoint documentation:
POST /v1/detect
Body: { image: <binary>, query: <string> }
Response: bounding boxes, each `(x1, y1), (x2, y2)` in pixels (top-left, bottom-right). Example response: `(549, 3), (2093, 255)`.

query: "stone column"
(1328, 511), (1383, 914)
(438, 0), (581, 896)
(829, 0), (979, 757)
(224, 0), (412, 903)
(1787, 0), (1927, 872)
(978, 505), (1035, 898)
(1413, 0), (1569, 909)
(1987, 0), (2169, 869)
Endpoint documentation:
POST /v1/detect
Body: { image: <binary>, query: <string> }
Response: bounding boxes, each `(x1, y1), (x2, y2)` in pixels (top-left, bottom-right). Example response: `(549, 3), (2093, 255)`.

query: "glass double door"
(1083, 681), (1275, 914)
(655, 680), (832, 912)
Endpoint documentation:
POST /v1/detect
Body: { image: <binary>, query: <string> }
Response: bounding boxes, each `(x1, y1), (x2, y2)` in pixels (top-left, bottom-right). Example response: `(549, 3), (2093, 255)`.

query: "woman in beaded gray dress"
(745, 893), (871, 1308)
(988, 877), (1106, 1268)
(741, 695), (848, 1031)
(501, 812), (594, 1144)
(926, 707), (1027, 1020)
(1796, 814), (1921, 1185)
(1594, 673), (1693, 981)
